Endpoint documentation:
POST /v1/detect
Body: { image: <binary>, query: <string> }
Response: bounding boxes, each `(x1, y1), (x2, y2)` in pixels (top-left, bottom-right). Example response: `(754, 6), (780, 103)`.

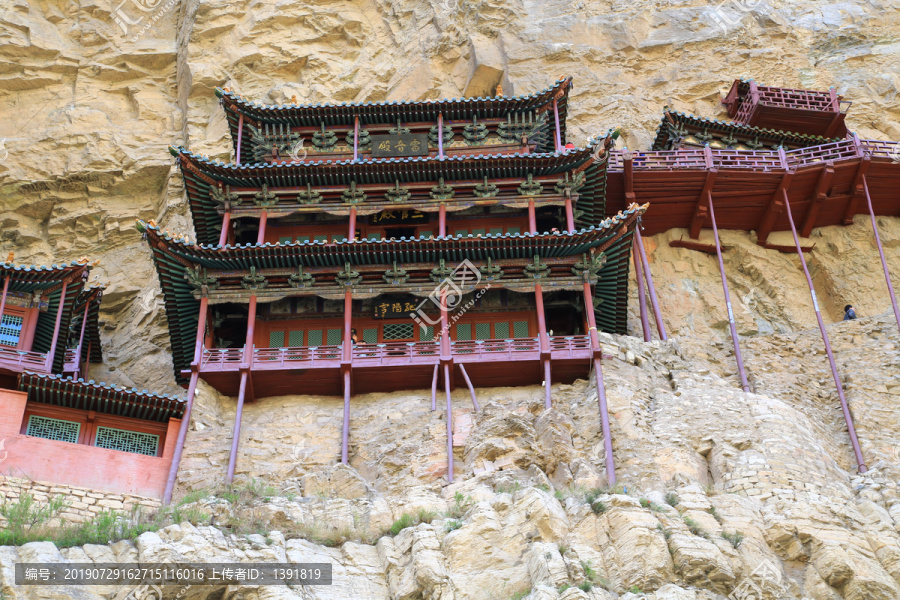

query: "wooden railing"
(63, 348), (79, 373)
(757, 86), (836, 112)
(0, 347), (50, 373)
(198, 335), (592, 372)
(784, 139), (859, 168)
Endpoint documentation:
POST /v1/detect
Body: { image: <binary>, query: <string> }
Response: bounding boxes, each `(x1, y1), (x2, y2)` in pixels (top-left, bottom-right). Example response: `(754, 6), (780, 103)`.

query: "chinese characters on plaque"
(370, 209), (426, 225)
(370, 134), (430, 158)
(375, 299), (420, 319)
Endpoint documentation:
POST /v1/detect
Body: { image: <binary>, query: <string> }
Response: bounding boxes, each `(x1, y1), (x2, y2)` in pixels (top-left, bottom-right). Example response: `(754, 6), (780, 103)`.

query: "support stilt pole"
(542, 359), (552, 409)
(632, 236), (652, 342)
(564, 196), (575, 233)
(352, 116), (360, 162)
(863, 177), (900, 335)
(443, 363), (454, 483)
(708, 195), (751, 392)
(552, 98), (562, 152)
(783, 190), (868, 473)
(437, 113), (444, 159)
(256, 211), (267, 245)
(583, 283), (615, 484)
(45, 281), (68, 372)
(236, 114), (243, 165)
(528, 200), (537, 233)
(430, 364), (438, 412)
(342, 369), (351, 464)
(348, 207), (357, 241)
(0, 276), (9, 325)
(458, 364), (479, 411)
(227, 371), (248, 484)
(634, 223), (668, 341)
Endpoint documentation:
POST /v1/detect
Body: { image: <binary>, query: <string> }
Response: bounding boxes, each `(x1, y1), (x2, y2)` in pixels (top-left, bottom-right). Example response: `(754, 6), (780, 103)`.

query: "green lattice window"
(489, 227), (503, 235)
(326, 328), (342, 345)
(454, 229), (469, 237)
(26, 415), (80, 444)
(95, 427), (160, 457)
(362, 328), (378, 343)
(314, 235), (329, 243)
(0, 314), (23, 347)
(507, 227), (521, 235)
(288, 330), (304, 346)
(278, 236), (292, 245)
(419, 230), (433, 238)
(383, 323), (414, 340)
(472, 228), (485, 236)
(475, 323), (491, 340)
(295, 235), (311, 243)
(495, 322), (510, 339)
(513, 321), (529, 338)
(421, 326), (435, 341)
(333, 235), (348, 242)
(308, 330), (323, 346)
(456, 323), (472, 340)
(269, 331), (285, 347)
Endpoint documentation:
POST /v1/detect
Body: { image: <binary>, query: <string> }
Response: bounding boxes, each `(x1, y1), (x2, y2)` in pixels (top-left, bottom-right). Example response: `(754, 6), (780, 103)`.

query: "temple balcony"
(0, 347), (53, 375)
(722, 79), (850, 138)
(191, 335), (594, 398)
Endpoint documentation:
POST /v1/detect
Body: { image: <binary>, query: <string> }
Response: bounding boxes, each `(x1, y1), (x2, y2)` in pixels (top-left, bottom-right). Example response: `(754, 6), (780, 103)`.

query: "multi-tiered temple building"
(0, 76), (897, 503)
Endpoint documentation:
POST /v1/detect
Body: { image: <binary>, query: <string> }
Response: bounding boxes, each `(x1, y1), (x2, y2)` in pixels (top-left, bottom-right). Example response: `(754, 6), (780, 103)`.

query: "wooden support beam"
(634, 225), (668, 341)
(863, 176), (900, 337)
(348, 206), (357, 241)
(257, 211), (268, 245)
(227, 371), (248, 484)
(762, 242), (815, 254)
(668, 238), (727, 255)
(430, 364), (438, 412)
(632, 236), (651, 342)
(542, 359), (552, 410)
(352, 115), (360, 162)
(0, 276), (10, 327)
(583, 282), (615, 485)
(74, 299), (91, 372)
(341, 368), (351, 464)
(342, 289), (352, 364)
(438, 204), (446, 237)
(443, 363), (454, 483)
(842, 156), (871, 224)
(528, 200), (537, 233)
(438, 113), (444, 159)
(757, 171), (795, 245)
(783, 189), (867, 474)
(689, 169), (718, 240)
(164, 294), (209, 504)
(564, 196), (575, 232)
(553, 99), (562, 152)
(800, 163), (835, 238)
(459, 364), (479, 411)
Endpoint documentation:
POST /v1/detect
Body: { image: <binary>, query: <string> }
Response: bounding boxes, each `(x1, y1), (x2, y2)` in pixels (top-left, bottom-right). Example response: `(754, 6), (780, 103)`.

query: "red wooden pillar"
(632, 236), (651, 342)
(430, 364), (439, 412)
(564, 196), (575, 232)
(437, 113), (444, 159)
(348, 207), (357, 241)
(863, 177), (900, 336)
(438, 205), (447, 237)
(458, 364), (479, 411)
(218, 210), (231, 247)
(0, 276), (10, 326)
(83, 341), (91, 380)
(164, 295), (208, 504)
(227, 294), (257, 484)
(552, 98), (562, 152)
(528, 200), (537, 233)
(583, 282), (615, 484)
(535, 283), (552, 409)
(782, 190), (867, 473)
(352, 115), (360, 162)
(236, 113), (243, 166)
(257, 212), (268, 245)
(45, 281), (68, 373)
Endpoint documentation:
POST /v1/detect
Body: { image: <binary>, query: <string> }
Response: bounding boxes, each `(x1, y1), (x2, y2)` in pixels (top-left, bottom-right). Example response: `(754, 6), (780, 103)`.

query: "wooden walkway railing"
(0, 347), (50, 374)
(198, 335), (593, 372)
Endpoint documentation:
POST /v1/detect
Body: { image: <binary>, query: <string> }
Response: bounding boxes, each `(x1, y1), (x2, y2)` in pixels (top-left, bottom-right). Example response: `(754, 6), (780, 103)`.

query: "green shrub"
(445, 519), (462, 532)
(721, 530), (745, 549)
(664, 492), (679, 507)
(388, 513), (416, 536)
(591, 500), (608, 515)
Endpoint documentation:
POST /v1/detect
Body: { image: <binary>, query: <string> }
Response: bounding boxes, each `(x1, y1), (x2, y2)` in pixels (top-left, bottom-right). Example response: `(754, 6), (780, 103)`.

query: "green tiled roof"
(651, 109), (842, 151)
(216, 78), (573, 155)
(20, 372), (184, 422)
(140, 204), (644, 384)
(0, 262), (90, 373)
(173, 143), (612, 246)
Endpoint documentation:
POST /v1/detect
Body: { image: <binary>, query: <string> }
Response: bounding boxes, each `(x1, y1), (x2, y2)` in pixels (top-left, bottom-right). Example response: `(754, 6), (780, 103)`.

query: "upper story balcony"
(722, 79), (850, 138)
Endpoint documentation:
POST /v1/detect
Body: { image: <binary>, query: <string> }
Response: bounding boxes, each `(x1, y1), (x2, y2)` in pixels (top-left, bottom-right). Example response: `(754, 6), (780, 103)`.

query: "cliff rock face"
(1, 1), (900, 599)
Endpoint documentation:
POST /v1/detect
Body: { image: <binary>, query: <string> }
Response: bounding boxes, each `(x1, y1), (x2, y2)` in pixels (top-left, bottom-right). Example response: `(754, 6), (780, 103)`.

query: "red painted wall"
(0, 389), (180, 499)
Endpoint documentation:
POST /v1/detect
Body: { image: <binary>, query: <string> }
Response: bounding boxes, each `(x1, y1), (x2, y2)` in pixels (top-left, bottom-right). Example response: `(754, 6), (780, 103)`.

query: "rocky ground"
(1, 0), (900, 598)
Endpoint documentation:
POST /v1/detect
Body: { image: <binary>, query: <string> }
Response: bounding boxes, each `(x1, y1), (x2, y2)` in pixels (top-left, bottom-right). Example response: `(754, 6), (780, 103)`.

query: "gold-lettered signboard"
(370, 134), (430, 158)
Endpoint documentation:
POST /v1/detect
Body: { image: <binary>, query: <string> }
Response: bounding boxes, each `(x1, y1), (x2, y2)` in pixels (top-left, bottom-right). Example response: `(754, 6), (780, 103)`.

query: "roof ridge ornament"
(383, 261), (409, 284)
(572, 252), (606, 283)
(253, 183), (278, 207)
(312, 122), (338, 151)
(241, 266), (268, 290)
(479, 257), (503, 281)
(342, 181), (367, 204)
(211, 183), (241, 208)
(518, 173), (543, 196)
(288, 265), (315, 289)
(185, 266), (219, 292)
(297, 183), (322, 205)
(554, 171), (585, 196)
(385, 180), (412, 203)
(429, 177), (454, 200)
(524, 255), (550, 279)
(335, 262), (362, 287)
(473, 176), (498, 198)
